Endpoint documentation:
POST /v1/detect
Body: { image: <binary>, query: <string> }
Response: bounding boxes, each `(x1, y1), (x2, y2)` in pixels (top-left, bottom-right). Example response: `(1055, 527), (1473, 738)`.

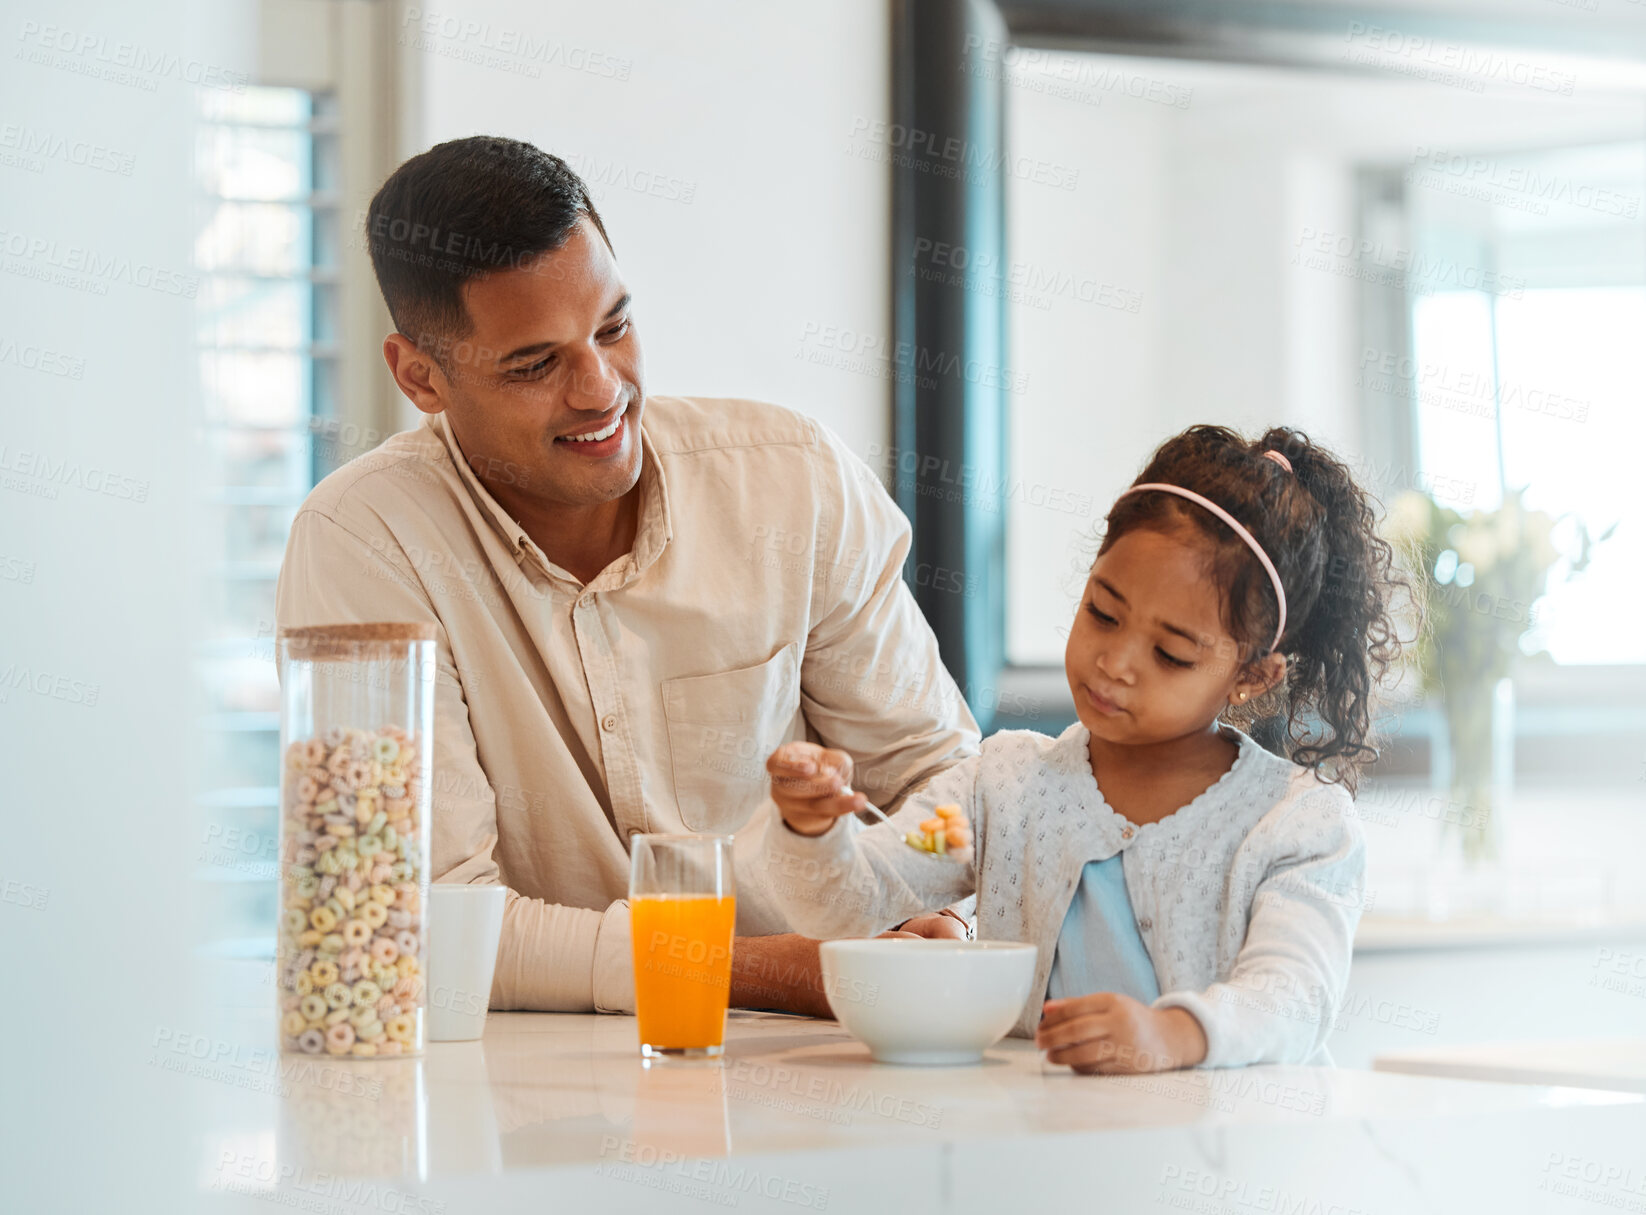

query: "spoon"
(843, 785), (892, 824)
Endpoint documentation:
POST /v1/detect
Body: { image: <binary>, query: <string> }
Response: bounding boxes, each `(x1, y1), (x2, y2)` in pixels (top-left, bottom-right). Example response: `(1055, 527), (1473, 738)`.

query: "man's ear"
(383, 333), (448, 415)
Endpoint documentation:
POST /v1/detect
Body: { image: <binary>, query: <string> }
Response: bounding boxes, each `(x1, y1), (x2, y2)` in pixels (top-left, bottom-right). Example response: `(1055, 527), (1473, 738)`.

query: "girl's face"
(1064, 526), (1277, 746)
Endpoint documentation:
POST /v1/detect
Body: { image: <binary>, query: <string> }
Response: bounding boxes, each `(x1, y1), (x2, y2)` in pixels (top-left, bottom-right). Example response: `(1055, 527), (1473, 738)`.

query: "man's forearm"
(730, 934), (833, 1019)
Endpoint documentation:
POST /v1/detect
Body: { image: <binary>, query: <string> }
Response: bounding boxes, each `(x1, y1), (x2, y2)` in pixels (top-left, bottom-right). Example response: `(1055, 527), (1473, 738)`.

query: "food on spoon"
(904, 803), (973, 862)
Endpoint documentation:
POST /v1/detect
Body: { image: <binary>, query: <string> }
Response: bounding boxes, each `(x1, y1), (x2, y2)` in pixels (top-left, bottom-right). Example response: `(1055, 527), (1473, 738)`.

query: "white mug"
(426, 884), (507, 1042)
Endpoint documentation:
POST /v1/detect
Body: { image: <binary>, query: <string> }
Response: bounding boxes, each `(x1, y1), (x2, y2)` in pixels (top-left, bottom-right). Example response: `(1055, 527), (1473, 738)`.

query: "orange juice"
(630, 894), (737, 1052)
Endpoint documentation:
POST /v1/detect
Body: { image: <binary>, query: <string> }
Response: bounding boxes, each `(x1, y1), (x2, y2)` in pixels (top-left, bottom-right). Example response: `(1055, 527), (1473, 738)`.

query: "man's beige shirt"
(275, 395), (978, 1012)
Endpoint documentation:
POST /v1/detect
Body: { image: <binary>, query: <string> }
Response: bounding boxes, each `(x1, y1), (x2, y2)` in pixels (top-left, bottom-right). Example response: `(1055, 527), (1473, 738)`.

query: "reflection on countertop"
(194, 1005), (1642, 1199)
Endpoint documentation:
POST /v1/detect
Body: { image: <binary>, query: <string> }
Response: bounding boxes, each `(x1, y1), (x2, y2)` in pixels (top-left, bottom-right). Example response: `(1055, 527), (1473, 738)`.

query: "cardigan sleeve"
(755, 752), (984, 939)
(1153, 782), (1366, 1067)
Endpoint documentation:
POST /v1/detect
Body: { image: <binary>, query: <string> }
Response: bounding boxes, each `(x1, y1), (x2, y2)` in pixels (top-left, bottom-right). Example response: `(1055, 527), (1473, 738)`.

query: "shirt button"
(1120, 825), (1135, 840)
(579, 595), (594, 610)
(601, 714), (618, 732)
(1138, 917), (1153, 932)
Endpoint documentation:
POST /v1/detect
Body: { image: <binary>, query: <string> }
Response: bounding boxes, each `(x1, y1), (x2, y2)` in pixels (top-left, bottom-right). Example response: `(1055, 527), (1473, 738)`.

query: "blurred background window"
(1403, 142), (1644, 663)
(193, 85), (338, 959)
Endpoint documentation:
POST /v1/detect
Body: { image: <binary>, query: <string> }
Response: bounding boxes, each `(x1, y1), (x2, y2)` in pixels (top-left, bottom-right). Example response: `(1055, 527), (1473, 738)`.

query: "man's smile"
(554, 402), (629, 454)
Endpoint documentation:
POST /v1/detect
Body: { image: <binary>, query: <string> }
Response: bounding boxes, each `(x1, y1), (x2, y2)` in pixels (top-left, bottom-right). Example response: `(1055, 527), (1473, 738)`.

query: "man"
(275, 136), (978, 1016)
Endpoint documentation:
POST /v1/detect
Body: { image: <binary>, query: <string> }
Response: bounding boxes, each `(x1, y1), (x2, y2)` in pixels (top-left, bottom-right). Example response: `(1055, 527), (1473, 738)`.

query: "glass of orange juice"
(629, 834), (736, 1060)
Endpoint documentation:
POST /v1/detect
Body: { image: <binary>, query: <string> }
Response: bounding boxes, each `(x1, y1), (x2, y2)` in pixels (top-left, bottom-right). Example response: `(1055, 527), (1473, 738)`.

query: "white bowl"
(818, 939), (1038, 1065)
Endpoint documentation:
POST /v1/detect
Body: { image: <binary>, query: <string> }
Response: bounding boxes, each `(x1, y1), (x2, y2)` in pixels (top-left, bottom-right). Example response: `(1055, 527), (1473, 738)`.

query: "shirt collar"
(628, 416), (673, 579)
(428, 409), (672, 589)
(429, 410), (529, 552)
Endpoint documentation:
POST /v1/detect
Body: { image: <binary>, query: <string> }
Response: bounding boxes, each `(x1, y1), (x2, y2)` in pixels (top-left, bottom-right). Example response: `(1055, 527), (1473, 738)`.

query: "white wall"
(1003, 81), (1172, 653)
(394, 0), (893, 460)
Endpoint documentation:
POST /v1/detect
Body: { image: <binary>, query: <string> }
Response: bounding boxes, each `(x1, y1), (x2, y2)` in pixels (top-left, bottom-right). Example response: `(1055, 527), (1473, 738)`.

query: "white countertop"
(182, 1008), (1646, 1213)
(1376, 1037), (1646, 1094)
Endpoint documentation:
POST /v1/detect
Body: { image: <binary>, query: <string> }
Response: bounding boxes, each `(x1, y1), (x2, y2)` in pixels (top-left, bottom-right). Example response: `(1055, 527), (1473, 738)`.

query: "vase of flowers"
(1383, 488), (1608, 863)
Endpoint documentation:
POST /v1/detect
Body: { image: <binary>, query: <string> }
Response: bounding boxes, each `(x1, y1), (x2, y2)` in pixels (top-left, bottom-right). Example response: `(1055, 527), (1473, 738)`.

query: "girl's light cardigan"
(756, 722), (1367, 1067)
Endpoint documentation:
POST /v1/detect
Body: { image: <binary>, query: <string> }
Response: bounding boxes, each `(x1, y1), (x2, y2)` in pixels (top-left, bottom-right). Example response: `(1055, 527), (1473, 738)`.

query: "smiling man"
(274, 136), (978, 1016)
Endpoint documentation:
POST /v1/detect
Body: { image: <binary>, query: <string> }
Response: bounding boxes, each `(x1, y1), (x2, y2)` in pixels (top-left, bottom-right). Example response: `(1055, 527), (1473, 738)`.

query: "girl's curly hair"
(1100, 425), (1407, 792)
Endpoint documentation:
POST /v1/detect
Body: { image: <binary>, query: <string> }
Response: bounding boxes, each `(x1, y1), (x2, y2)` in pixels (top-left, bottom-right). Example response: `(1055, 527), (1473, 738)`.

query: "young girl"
(760, 425), (1403, 1074)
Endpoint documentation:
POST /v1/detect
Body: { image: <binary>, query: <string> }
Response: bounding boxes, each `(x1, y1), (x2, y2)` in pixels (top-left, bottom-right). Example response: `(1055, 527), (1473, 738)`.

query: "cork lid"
(278, 622), (437, 660)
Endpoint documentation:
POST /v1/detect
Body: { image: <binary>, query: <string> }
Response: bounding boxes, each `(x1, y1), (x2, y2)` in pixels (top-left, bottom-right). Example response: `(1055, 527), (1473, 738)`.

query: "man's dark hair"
(364, 136), (610, 350)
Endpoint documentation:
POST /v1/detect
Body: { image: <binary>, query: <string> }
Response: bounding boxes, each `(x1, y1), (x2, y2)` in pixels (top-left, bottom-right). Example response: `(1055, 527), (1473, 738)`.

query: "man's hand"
(732, 927), (968, 1019)
(1035, 992), (1208, 1074)
(731, 934), (833, 1018)
(767, 742), (868, 836)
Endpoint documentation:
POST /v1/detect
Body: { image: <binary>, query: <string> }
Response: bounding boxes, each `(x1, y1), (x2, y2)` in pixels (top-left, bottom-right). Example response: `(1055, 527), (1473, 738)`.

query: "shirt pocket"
(661, 642), (802, 833)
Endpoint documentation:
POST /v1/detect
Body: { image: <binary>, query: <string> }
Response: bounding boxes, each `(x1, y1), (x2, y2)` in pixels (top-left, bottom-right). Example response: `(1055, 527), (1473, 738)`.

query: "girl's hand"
(891, 911), (969, 940)
(767, 741), (869, 836)
(1036, 993), (1209, 1074)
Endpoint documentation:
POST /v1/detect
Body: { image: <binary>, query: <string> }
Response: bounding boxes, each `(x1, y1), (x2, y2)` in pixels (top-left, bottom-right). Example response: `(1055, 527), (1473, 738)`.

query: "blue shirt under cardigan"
(1043, 854), (1161, 1003)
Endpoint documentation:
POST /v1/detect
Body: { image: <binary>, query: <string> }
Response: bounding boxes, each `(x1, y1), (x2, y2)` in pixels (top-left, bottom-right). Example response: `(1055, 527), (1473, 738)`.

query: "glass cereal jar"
(275, 623), (436, 1059)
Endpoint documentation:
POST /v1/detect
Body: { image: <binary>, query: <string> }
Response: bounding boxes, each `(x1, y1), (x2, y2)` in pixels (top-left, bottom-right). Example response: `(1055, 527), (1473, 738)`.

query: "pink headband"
(1116, 480), (1288, 653)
